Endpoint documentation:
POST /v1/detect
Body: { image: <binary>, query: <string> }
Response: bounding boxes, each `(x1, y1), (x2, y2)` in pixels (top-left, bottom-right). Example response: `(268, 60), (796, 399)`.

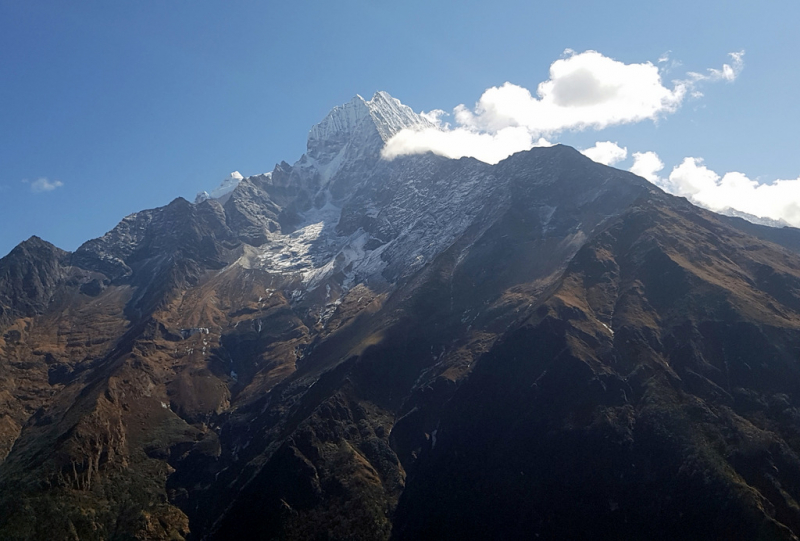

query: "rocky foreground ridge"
(2, 93), (800, 540)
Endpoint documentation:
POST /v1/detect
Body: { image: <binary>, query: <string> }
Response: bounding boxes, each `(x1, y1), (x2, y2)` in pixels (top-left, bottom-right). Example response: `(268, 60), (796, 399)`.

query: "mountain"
(2, 92), (800, 540)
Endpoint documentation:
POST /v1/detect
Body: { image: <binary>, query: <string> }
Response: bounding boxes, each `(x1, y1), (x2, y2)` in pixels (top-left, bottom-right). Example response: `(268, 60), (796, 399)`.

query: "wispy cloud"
(685, 51), (744, 84)
(680, 51), (744, 98)
(23, 177), (64, 193)
(383, 50), (744, 165)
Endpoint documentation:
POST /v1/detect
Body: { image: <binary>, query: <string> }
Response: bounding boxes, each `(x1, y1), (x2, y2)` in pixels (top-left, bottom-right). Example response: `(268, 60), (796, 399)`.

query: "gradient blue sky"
(2, 1), (799, 257)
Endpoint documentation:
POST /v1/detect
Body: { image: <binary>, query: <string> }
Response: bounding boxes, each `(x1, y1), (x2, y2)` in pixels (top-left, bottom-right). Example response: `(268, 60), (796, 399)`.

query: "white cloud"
(419, 109), (448, 125)
(630, 151), (665, 182)
(383, 50), (744, 164)
(383, 125), (551, 165)
(634, 153), (800, 227)
(661, 158), (719, 196)
(684, 50), (744, 84)
(25, 177), (64, 193)
(666, 158), (800, 226)
(581, 141), (627, 166)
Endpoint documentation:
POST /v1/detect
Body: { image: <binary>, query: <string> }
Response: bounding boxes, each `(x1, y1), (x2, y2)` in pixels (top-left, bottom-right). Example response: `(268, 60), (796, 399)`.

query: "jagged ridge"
(2, 93), (800, 541)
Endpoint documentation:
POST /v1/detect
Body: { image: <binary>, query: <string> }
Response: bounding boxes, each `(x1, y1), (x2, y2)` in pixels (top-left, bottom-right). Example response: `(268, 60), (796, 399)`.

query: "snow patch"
(195, 171), (245, 203)
(181, 327), (210, 339)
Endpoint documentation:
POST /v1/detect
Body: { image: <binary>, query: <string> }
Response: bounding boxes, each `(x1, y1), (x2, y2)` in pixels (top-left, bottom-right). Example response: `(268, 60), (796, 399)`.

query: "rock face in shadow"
(393, 196), (800, 541)
(2, 94), (800, 540)
(0, 236), (70, 324)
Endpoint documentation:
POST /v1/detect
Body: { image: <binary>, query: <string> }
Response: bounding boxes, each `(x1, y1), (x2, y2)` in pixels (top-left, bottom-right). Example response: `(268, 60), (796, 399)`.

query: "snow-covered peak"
(718, 207), (792, 228)
(365, 91), (433, 142)
(195, 171), (245, 204)
(302, 91), (435, 182)
(307, 95), (372, 154)
(306, 92), (433, 157)
(194, 93), (436, 213)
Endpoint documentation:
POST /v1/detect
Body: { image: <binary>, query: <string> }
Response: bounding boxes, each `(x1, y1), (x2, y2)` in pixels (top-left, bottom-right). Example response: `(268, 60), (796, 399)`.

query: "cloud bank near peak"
(580, 141), (627, 166)
(630, 151), (665, 182)
(633, 152), (800, 228)
(383, 50), (744, 165)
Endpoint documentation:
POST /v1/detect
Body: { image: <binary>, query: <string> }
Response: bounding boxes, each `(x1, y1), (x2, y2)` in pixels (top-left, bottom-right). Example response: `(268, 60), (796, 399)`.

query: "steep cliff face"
(2, 93), (800, 540)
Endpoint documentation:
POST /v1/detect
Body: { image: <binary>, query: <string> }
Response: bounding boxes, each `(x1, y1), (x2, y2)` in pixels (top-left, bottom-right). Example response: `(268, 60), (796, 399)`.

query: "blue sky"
(2, 1), (799, 257)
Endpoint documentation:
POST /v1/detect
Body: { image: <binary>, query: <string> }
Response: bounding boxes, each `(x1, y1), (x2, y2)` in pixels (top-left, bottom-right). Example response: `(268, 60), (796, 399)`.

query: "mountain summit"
(307, 91), (434, 161)
(196, 91), (434, 206)
(2, 93), (800, 540)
